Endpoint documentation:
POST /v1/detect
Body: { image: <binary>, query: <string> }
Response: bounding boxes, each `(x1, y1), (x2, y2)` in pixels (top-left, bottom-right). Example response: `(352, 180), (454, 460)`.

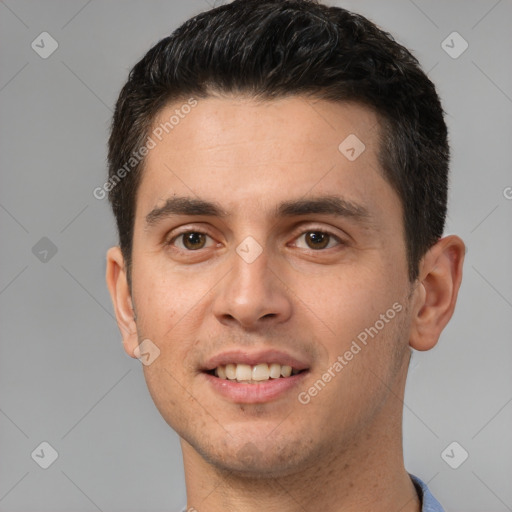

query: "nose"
(212, 242), (293, 331)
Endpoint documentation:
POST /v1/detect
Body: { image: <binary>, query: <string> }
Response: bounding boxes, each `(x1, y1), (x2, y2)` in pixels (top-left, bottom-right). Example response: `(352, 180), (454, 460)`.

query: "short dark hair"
(107, 0), (449, 284)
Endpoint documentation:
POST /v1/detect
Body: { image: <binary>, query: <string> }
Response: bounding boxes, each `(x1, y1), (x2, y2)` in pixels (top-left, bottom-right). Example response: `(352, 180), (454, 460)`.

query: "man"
(105, 1), (465, 511)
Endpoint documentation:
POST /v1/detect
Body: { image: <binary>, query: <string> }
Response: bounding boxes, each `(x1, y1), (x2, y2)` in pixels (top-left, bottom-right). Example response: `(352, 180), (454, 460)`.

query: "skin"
(106, 95), (465, 512)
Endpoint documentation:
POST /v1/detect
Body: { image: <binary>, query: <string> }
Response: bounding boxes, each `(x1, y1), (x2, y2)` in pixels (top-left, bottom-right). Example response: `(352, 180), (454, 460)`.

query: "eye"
(293, 230), (343, 250)
(165, 228), (344, 254)
(168, 231), (216, 251)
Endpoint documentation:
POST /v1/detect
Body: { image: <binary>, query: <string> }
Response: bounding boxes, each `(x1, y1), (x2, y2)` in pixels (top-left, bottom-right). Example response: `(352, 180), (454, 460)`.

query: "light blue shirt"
(179, 473), (444, 512)
(409, 473), (445, 512)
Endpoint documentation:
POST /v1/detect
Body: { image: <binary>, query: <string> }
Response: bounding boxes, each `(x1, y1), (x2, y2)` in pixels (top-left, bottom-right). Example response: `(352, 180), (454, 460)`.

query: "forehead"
(136, 95), (397, 226)
(148, 95), (380, 163)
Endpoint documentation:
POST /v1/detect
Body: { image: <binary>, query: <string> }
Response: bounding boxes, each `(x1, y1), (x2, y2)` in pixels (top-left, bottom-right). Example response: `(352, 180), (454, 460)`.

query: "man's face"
(128, 96), (415, 475)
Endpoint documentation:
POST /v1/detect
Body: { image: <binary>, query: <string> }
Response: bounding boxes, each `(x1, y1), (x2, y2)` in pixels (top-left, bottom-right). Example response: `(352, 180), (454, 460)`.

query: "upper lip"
(202, 349), (311, 372)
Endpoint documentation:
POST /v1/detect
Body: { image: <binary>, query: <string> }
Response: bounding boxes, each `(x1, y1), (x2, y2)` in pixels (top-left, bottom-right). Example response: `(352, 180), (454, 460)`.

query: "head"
(106, 0), (464, 479)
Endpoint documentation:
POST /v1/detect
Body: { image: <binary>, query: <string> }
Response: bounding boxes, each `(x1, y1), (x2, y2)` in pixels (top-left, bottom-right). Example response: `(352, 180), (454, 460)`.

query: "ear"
(409, 235), (465, 351)
(105, 246), (138, 358)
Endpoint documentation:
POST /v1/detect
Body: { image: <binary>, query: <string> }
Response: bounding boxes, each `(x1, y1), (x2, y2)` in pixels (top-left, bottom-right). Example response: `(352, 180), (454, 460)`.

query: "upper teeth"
(215, 363), (299, 382)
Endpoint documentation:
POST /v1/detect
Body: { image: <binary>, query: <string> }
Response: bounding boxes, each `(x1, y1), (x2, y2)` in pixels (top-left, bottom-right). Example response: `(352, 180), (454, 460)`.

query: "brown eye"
(181, 232), (207, 250)
(293, 230), (342, 251)
(169, 231), (214, 251)
(305, 231), (330, 250)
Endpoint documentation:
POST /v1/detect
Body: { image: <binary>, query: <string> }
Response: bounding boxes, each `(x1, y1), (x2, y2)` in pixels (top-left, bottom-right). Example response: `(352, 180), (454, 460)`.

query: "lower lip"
(202, 371), (309, 404)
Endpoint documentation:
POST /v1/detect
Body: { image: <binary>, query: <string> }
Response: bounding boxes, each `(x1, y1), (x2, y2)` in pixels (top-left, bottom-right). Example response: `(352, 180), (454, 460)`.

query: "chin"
(187, 428), (322, 478)
(212, 450), (306, 478)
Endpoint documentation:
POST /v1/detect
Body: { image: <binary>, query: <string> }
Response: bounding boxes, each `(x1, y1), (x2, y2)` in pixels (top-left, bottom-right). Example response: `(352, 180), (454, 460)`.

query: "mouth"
(200, 349), (311, 403)
(204, 363), (308, 384)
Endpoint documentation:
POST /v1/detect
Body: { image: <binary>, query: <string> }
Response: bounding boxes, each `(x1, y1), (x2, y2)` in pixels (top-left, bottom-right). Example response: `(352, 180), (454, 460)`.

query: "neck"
(180, 359), (420, 512)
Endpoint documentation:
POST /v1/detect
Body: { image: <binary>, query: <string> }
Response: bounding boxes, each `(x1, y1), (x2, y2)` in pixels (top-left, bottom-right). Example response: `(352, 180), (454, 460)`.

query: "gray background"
(0, 0), (511, 511)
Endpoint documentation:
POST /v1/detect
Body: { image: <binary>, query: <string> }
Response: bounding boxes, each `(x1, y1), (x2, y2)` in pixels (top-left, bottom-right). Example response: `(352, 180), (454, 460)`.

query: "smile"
(206, 363), (305, 383)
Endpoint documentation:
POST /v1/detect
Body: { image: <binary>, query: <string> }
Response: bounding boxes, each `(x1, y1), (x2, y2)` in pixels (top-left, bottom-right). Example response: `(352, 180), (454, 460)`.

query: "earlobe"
(105, 246), (139, 358)
(409, 235), (465, 351)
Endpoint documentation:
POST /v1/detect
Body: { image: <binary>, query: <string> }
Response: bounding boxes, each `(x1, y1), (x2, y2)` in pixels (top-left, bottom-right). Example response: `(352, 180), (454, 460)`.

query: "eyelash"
(165, 227), (345, 252)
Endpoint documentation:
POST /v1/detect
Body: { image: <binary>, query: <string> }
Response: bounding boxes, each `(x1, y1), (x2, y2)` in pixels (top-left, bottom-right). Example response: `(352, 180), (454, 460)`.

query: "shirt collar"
(409, 473), (445, 512)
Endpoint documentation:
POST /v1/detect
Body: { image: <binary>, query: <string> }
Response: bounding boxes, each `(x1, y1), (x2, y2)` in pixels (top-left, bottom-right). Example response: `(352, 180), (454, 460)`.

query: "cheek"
(297, 266), (399, 341)
(133, 266), (205, 332)
(301, 274), (409, 421)
(132, 268), (216, 374)
(299, 263), (410, 404)
(133, 283), (177, 339)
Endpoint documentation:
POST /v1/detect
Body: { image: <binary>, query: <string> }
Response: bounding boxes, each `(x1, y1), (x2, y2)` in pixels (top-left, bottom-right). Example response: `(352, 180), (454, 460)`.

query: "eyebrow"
(144, 195), (372, 228)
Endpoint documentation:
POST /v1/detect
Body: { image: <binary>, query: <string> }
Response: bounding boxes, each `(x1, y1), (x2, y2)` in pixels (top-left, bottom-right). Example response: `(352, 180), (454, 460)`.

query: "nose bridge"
(233, 238), (272, 295)
(213, 238), (292, 328)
